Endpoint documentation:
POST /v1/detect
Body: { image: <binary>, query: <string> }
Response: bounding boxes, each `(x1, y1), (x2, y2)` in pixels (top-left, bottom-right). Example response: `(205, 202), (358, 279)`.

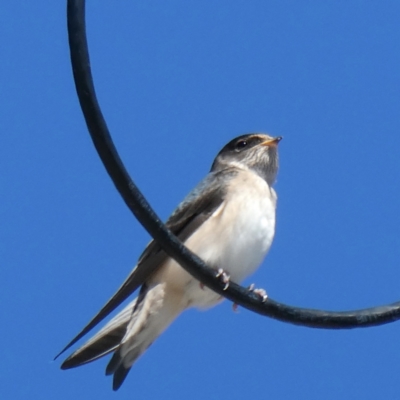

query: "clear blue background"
(2, 2), (400, 399)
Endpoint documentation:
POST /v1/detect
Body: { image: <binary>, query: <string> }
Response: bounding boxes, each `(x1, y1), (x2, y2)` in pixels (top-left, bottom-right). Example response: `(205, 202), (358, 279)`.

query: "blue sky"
(2, 1), (400, 399)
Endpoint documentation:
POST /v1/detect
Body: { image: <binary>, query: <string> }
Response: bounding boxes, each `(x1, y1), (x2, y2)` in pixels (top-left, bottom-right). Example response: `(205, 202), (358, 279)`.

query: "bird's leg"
(247, 283), (268, 302)
(215, 268), (230, 290)
(199, 268), (230, 291)
(232, 284), (268, 312)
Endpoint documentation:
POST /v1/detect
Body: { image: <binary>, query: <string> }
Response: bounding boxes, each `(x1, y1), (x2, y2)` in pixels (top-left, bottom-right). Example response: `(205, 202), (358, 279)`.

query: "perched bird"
(57, 133), (281, 390)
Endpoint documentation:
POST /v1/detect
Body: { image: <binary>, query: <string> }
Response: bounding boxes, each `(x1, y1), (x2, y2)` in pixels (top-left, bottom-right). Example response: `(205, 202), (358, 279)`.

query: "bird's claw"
(232, 284), (268, 312)
(216, 268), (230, 290)
(247, 283), (268, 302)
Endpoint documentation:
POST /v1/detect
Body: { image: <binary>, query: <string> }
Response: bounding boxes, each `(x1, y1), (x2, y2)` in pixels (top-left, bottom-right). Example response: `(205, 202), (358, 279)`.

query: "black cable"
(66, 0), (400, 330)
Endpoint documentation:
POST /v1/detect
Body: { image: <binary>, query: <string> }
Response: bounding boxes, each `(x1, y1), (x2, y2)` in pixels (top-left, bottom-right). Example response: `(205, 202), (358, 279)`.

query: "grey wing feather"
(61, 299), (138, 369)
(56, 168), (237, 361)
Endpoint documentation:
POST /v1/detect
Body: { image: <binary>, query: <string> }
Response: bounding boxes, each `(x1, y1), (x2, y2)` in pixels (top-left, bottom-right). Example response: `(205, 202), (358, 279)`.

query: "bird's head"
(211, 133), (282, 185)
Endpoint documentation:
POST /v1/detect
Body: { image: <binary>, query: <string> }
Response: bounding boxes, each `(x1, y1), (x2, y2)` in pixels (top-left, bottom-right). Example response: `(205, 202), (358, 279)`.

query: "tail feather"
(107, 282), (184, 389)
(62, 282), (183, 390)
(61, 298), (137, 369)
(113, 365), (132, 391)
(104, 283), (166, 381)
(105, 352), (122, 376)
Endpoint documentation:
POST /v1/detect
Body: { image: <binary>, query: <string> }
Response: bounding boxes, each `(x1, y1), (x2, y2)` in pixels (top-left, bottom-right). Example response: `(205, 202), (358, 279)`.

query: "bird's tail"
(61, 282), (182, 390)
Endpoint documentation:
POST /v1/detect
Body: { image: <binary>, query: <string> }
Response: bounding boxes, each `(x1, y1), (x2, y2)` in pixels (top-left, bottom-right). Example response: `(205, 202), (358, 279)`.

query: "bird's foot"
(248, 283), (268, 302)
(199, 268), (230, 291)
(232, 284), (268, 312)
(216, 268), (230, 290)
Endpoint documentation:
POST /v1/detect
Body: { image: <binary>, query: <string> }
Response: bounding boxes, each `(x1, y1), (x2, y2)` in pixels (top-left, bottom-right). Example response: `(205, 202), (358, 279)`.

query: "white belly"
(182, 171), (277, 308)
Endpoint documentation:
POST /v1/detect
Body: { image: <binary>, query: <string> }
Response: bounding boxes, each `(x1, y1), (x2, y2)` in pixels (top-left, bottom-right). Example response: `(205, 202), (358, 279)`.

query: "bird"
(56, 132), (281, 390)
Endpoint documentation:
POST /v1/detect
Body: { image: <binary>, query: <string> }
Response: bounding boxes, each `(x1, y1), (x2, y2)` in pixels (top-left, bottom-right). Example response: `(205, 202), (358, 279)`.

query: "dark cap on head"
(211, 133), (281, 186)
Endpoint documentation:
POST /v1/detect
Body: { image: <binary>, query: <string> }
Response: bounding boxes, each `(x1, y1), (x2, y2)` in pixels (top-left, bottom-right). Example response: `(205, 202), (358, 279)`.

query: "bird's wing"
(55, 168), (238, 359)
(61, 298), (137, 369)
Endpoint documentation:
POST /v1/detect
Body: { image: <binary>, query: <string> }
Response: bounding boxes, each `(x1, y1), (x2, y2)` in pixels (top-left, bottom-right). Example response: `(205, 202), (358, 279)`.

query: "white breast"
(182, 170), (277, 308)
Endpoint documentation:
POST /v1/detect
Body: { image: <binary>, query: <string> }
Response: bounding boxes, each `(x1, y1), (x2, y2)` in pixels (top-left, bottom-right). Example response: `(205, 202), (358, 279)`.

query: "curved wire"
(66, 0), (400, 330)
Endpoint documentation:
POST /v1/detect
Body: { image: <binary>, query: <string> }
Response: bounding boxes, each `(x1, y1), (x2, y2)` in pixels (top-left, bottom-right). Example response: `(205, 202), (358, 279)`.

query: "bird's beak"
(260, 136), (282, 148)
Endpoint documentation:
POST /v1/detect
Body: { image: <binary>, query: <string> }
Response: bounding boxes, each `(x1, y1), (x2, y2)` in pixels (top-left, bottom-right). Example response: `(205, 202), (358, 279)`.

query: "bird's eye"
(235, 140), (248, 151)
